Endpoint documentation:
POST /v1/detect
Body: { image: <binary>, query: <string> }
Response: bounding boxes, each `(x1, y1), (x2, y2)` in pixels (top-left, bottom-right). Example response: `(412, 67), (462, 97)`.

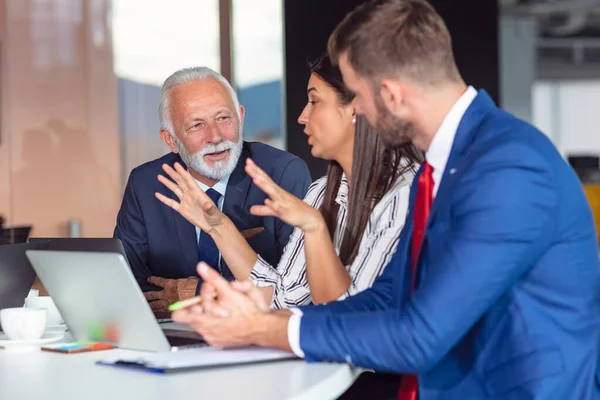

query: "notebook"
(97, 346), (298, 373)
(42, 342), (115, 354)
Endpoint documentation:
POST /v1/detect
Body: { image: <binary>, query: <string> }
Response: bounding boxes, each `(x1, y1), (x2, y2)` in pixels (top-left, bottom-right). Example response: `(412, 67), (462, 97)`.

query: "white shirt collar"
(425, 86), (478, 175)
(194, 174), (230, 198)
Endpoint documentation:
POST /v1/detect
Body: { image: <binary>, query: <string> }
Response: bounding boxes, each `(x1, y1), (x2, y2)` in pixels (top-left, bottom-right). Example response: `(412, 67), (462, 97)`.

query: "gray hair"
(158, 67), (241, 135)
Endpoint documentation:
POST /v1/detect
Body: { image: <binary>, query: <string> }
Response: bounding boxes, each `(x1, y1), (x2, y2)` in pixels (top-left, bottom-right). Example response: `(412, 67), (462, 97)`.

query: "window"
(232, 0), (285, 149)
(112, 0), (221, 177)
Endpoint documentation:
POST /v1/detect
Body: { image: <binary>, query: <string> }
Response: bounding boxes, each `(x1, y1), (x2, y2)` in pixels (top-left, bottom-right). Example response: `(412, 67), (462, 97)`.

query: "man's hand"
(172, 262), (272, 348)
(155, 162), (226, 234)
(144, 277), (199, 312)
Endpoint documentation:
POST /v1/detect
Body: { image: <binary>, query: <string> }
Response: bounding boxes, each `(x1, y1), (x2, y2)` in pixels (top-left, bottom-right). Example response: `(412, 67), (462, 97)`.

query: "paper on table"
(99, 346), (297, 370)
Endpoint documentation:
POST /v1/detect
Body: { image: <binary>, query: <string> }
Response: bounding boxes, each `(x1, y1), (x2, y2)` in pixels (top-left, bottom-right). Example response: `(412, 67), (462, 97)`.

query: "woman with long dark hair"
(156, 55), (422, 307)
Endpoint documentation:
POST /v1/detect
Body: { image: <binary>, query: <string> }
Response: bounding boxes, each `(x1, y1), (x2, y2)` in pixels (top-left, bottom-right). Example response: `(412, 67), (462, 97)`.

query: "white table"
(0, 325), (359, 400)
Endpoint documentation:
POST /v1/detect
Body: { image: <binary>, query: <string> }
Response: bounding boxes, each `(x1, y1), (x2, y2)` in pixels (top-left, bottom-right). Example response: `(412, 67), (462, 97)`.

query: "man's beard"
(173, 135), (243, 181)
(373, 94), (417, 147)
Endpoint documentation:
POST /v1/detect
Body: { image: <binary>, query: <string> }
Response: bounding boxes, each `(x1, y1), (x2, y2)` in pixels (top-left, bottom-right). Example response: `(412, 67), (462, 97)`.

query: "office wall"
(534, 80), (600, 157)
(284, 0), (499, 179)
(0, 1), (9, 223)
(0, 0), (121, 237)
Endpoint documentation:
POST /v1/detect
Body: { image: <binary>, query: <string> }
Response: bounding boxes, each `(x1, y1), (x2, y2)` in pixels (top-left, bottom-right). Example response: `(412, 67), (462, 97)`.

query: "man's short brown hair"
(328, 0), (461, 86)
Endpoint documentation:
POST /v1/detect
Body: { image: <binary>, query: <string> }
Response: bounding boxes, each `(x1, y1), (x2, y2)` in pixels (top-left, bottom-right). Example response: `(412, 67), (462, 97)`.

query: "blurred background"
(0, 0), (599, 240)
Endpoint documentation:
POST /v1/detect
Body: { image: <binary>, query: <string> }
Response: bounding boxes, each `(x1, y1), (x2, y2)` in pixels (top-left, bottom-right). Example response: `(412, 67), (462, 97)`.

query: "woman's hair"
(309, 54), (423, 265)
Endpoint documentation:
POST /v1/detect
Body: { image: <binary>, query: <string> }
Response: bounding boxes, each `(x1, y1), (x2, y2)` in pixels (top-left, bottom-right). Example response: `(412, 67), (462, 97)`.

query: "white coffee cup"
(0, 308), (47, 341)
(24, 296), (63, 326)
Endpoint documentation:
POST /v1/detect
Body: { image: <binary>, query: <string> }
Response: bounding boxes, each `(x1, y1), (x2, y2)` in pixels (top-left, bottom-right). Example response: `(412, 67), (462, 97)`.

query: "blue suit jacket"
(114, 141), (312, 291)
(297, 91), (600, 399)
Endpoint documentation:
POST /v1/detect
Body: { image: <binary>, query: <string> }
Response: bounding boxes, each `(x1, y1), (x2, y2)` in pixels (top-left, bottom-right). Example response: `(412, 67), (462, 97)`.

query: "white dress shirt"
(195, 175), (230, 266)
(427, 86), (478, 196)
(287, 86), (478, 358)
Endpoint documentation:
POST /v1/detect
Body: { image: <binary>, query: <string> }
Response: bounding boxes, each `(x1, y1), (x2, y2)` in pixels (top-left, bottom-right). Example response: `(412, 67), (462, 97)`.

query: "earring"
(352, 117), (356, 125)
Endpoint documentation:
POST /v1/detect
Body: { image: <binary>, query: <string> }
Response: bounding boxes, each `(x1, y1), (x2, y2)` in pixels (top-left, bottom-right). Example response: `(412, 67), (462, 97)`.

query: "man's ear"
(160, 129), (179, 153)
(238, 105), (246, 133)
(379, 79), (405, 115)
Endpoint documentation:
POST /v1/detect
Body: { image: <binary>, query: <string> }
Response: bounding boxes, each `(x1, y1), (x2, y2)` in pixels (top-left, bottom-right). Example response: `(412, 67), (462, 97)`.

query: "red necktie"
(398, 161), (434, 400)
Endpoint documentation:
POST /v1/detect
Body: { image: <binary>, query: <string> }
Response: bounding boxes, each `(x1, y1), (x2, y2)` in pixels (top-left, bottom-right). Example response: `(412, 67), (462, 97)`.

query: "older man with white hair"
(114, 67), (311, 313)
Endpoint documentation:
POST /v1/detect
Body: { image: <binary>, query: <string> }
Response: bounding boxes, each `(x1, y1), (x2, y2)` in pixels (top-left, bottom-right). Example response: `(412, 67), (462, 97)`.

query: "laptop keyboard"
(166, 335), (209, 349)
(163, 329), (209, 349)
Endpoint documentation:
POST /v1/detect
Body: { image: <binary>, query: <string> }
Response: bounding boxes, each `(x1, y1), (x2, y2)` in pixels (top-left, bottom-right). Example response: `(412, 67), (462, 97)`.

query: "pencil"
(168, 297), (202, 311)
(168, 291), (218, 311)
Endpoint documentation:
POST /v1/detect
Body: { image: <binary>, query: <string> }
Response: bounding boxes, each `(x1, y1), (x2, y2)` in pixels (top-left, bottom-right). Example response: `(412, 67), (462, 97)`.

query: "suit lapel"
(223, 143), (253, 228)
(399, 167), (419, 276)
(427, 90), (496, 228)
(411, 91), (496, 272)
(404, 166), (421, 244)
(402, 197), (416, 263)
(168, 154), (199, 270)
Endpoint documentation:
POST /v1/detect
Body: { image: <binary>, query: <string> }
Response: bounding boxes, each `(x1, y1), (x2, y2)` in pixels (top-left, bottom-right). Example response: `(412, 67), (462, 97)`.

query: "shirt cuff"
(337, 290), (351, 301)
(287, 308), (305, 358)
(249, 255), (279, 288)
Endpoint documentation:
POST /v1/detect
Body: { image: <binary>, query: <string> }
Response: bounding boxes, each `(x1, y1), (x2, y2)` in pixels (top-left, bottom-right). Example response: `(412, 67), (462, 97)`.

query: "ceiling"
(500, 0), (600, 78)
(501, 0), (600, 36)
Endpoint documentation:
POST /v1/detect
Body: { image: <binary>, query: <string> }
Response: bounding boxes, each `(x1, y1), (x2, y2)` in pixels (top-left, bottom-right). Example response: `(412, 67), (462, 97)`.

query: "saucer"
(0, 332), (65, 352)
(45, 324), (68, 334)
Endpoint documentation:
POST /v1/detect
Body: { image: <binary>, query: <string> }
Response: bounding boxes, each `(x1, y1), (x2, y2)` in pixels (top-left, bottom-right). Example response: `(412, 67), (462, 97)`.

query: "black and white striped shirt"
(249, 170), (414, 309)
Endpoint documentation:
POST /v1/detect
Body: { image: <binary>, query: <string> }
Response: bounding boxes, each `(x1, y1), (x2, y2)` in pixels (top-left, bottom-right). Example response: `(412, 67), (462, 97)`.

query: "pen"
(168, 291), (217, 311)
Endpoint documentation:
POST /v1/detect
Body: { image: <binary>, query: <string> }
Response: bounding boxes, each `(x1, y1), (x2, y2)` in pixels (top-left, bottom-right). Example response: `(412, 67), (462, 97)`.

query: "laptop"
(0, 242), (50, 330)
(25, 250), (207, 352)
(2, 226), (32, 245)
(28, 238), (127, 257)
(27, 238), (170, 322)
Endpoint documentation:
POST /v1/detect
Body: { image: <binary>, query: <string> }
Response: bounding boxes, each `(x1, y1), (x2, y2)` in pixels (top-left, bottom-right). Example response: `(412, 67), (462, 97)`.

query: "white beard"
(173, 136), (243, 181)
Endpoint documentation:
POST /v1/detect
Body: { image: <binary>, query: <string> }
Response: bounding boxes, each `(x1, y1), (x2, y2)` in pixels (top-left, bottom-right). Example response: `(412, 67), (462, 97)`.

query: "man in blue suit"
(172, 1), (600, 398)
(114, 66), (311, 312)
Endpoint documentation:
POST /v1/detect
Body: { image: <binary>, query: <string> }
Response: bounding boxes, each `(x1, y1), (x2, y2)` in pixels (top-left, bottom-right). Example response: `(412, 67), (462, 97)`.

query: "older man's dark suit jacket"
(114, 141), (312, 291)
